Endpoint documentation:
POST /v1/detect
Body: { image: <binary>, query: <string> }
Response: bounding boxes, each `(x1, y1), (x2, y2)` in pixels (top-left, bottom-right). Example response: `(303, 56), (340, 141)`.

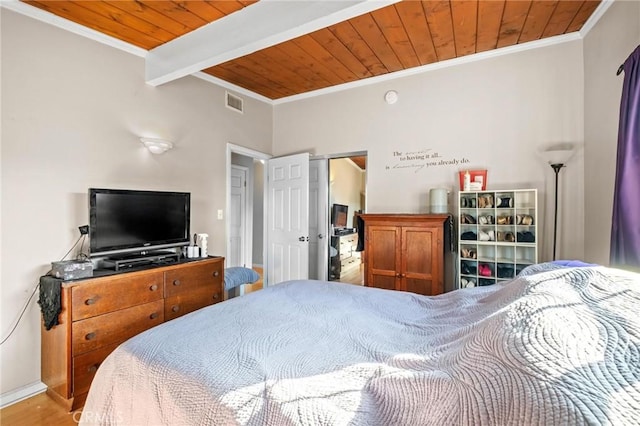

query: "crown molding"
(272, 32), (582, 105)
(579, 0), (615, 38)
(0, 0), (147, 58)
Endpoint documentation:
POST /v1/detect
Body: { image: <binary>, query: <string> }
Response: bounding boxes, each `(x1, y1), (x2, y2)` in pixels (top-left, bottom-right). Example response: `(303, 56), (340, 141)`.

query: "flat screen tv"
(331, 203), (348, 228)
(89, 188), (191, 257)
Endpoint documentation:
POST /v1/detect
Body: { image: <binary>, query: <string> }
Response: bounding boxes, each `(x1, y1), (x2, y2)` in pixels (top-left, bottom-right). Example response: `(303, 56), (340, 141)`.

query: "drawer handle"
(213, 271), (219, 277)
(150, 312), (159, 320)
(85, 332), (96, 341)
(213, 293), (219, 300)
(149, 284), (158, 291)
(84, 298), (96, 305)
(88, 363), (100, 373)
(173, 279), (181, 286)
(171, 305), (180, 313)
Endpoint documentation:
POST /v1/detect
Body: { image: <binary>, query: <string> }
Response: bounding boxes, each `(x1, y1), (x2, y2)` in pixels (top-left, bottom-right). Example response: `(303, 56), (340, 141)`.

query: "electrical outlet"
(217, 209), (223, 220)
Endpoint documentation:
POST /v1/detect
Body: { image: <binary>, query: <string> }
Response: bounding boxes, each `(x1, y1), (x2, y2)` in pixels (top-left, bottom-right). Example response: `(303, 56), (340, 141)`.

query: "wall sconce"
(140, 137), (173, 154)
(540, 145), (575, 260)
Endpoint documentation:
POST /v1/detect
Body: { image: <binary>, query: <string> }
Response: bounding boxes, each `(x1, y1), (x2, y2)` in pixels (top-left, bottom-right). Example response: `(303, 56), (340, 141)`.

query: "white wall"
(274, 41), (586, 263)
(0, 10), (272, 397)
(583, 0), (640, 265)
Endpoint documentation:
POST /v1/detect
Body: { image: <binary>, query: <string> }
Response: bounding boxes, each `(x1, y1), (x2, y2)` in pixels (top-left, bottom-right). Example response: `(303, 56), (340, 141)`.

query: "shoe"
(461, 197), (468, 208)
(461, 261), (477, 275)
(497, 231), (504, 241)
(477, 194), (492, 208)
(497, 215), (512, 225)
(461, 248), (477, 259)
(479, 230), (490, 241)
(462, 278), (476, 288)
(487, 230), (495, 241)
(517, 231), (535, 243)
(478, 264), (493, 277)
(496, 197), (512, 208)
(505, 232), (515, 242)
(522, 215), (534, 225)
(461, 231), (477, 240)
(497, 264), (514, 279)
(478, 215), (488, 225)
(460, 213), (477, 224)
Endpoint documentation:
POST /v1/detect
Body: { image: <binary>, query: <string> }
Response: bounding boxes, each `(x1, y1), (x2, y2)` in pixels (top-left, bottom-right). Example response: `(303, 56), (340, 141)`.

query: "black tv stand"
(102, 250), (181, 271)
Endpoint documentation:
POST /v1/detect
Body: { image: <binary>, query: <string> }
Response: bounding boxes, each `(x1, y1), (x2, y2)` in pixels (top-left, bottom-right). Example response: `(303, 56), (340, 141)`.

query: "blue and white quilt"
(81, 263), (640, 425)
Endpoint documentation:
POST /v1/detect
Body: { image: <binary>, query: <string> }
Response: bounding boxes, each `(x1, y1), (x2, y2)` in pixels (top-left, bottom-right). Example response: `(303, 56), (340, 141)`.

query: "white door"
(267, 153), (310, 285)
(309, 159), (329, 280)
(229, 166), (248, 267)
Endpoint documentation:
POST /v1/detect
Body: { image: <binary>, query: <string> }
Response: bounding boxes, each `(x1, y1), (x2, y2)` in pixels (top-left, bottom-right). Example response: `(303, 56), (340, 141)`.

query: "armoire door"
(365, 225), (400, 290)
(401, 226), (443, 296)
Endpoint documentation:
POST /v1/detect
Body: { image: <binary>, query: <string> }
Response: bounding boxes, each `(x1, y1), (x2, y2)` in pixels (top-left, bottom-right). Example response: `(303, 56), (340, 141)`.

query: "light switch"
(217, 209), (223, 220)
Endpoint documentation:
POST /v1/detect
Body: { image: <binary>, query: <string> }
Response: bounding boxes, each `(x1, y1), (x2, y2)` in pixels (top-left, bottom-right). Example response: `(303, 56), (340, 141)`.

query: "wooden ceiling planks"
(567, 0), (601, 32)
(450, 0), (479, 57)
(497, 0), (532, 48)
(476, 0), (505, 53)
(21, 0), (602, 100)
(519, 1), (560, 44)
(423, 1), (458, 61)
(395, 1), (438, 66)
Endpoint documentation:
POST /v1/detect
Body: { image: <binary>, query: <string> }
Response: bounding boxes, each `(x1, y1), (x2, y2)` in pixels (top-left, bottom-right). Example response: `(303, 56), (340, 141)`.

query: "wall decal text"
(385, 149), (471, 173)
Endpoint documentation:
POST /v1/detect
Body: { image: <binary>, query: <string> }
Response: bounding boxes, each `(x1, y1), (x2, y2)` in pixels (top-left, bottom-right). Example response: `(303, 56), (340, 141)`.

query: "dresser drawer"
(73, 342), (120, 396)
(72, 299), (164, 355)
(165, 286), (222, 321)
(164, 261), (223, 297)
(71, 272), (164, 321)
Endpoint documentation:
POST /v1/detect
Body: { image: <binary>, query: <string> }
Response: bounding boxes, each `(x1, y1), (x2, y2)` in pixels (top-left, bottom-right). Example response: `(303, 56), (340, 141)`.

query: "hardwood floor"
(332, 264), (364, 285)
(243, 266), (263, 294)
(0, 393), (79, 426)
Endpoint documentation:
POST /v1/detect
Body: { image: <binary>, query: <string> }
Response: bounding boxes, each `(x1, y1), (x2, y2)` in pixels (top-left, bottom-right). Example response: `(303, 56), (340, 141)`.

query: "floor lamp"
(542, 148), (575, 260)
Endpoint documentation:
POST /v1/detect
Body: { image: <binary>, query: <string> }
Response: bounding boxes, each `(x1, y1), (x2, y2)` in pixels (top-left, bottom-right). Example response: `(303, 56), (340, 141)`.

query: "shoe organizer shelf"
(458, 189), (538, 289)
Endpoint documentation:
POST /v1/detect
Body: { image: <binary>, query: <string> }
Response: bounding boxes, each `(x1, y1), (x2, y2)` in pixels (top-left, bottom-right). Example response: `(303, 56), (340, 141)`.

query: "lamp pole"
(550, 163), (564, 260)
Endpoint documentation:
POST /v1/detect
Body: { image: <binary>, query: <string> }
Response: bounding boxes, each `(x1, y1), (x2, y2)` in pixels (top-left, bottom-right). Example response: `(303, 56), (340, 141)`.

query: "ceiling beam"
(145, 0), (400, 86)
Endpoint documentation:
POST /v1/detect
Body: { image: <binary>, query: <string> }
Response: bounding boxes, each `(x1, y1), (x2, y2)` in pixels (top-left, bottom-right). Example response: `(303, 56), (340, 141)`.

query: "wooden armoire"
(359, 214), (449, 296)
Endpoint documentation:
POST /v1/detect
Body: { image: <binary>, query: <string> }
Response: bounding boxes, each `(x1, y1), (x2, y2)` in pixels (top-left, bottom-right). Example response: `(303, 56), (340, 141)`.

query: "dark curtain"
(610, 45), (640, 267)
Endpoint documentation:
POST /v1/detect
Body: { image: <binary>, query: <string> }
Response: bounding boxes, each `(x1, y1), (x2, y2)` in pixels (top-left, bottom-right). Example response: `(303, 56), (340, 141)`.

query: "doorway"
(226, 143), (271, 294)
(226, 146), (366, 292)
(327, 156), (366, 285)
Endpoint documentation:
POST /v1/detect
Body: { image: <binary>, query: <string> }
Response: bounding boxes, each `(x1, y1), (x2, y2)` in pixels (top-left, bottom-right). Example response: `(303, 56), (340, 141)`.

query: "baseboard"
(0, 381), (47, 409)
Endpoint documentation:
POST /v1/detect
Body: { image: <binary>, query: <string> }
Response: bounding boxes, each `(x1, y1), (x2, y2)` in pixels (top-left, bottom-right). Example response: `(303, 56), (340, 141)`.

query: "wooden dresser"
(360, 214), (448, 296)
(41, 256), (224, 411)
(330, 233), (361, 280)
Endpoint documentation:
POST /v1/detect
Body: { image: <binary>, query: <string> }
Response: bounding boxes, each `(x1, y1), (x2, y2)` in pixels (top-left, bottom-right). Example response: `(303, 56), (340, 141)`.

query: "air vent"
(225, 91), (244, 114)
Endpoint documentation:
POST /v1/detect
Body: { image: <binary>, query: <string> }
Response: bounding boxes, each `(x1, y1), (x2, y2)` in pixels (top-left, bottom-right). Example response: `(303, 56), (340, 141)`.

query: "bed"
(79, 262), (640, 425)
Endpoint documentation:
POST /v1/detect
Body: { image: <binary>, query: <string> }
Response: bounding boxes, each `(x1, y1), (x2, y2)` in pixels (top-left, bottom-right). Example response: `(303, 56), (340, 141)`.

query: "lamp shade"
(541, 147), (574, 166)
(140, 138), (173, 154)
